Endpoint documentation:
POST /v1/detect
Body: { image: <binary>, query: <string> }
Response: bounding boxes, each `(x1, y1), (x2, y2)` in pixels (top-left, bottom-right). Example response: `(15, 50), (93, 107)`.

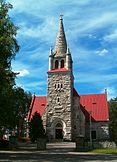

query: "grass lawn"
(76, 148), (117, 155)
(91, 148), (117, 155)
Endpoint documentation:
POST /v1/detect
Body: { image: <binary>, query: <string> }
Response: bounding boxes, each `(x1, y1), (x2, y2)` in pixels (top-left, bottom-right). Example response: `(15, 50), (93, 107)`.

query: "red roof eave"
(48, 68), (71, 73)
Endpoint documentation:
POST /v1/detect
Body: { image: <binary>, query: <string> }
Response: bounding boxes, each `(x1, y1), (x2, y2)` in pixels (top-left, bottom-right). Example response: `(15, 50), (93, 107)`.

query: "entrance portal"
(55, 123), (63, 139)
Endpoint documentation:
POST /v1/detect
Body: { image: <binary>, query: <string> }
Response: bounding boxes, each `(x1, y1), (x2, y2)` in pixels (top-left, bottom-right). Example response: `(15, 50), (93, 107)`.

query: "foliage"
(0, 1), (19, 89)
(0, 1), (32, 137)
(0, 1), (19, 66)
(12, 87), (32, 136)
(108, 97), (117, 143)
(0, 1), (19, 131)
(29, 112), (45, 142)
(0, 86), (32, 136)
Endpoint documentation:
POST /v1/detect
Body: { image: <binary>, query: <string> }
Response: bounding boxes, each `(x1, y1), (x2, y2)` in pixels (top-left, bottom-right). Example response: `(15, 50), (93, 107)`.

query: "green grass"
(91, 148), (117, 155)
(76, 148), (117, 155)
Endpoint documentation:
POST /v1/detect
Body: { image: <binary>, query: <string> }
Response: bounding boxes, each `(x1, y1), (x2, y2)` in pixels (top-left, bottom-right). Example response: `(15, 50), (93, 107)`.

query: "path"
(0, 142), (117, 162)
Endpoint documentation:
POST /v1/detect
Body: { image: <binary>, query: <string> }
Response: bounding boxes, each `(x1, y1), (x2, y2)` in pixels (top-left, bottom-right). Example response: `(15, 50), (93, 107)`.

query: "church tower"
(45, 16), (74, 141)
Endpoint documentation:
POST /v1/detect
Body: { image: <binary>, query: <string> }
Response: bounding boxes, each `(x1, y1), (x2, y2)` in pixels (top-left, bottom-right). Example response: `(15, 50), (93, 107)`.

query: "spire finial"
(105, 88), (107, 94)
(60, 14), (63, 20)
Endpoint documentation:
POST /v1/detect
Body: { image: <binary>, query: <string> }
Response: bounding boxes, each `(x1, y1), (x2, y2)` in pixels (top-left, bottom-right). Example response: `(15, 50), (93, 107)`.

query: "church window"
(58, 84), (60, 89)
(57, 98), (60, 102)
(61, 84), (63, 88)
(77, 115), (79, 119)
(55, 84), (56, 89)
(56, 123), (62, 128)
(74, 125), (76, 129)
(55, 60), (59, 69)
(61, 59), (64, 68)
(91, 130), (96, 140)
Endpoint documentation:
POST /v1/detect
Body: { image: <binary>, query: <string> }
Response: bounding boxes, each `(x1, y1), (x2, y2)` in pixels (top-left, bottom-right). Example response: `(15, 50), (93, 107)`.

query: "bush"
(0, 140), (9, 149)
(29, 112), (46, 142)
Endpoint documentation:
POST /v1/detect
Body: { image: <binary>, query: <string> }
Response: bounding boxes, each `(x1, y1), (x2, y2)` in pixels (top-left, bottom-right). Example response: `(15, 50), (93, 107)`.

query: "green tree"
(29, 112), (45, 142)
(108, 97), (117, 143)
(13, 87), (32, 136)
(0, 1), (32, 137)
(0, 1), (19, 130)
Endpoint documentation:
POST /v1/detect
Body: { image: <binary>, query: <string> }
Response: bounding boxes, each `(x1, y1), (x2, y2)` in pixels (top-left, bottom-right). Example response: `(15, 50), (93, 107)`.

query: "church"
(28, 16), (109, 142)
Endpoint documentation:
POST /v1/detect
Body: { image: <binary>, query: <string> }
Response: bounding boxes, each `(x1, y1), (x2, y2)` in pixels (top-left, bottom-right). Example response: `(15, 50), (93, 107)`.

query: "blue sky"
(8, 0), (117, 100)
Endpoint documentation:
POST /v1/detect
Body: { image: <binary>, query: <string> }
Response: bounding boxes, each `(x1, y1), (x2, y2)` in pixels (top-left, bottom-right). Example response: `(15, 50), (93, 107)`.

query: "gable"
(80, 94), (109, 122)
(28, 96), (46, 121)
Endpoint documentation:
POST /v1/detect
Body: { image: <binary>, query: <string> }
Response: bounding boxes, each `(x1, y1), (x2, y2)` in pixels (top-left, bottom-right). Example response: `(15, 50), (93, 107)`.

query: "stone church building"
(28, 16), (109, 141)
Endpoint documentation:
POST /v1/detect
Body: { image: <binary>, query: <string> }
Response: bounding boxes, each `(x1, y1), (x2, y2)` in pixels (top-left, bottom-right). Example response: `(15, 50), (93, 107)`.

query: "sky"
(7, 0), (117, 100)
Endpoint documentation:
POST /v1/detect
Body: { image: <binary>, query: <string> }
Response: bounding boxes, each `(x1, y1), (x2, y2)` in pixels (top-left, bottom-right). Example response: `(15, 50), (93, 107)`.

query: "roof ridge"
(80, 93), (106, 96)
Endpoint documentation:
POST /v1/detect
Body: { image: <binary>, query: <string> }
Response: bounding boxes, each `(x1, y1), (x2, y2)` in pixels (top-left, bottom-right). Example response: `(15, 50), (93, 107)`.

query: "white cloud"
(25, 81), (46, 88)
(17, 17), (56, 44)
(104, 28), (117, 42)
(75, 73), (117, 84)
(101, 87), (117, 100)
(96, 49), (109, 56)
(15, 69), (29, 77)
(8, 0), (117, 96)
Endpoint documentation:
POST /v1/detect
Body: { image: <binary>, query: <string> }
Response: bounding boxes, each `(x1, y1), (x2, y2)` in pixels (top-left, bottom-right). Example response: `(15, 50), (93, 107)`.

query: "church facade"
(28, 17), (109, 141)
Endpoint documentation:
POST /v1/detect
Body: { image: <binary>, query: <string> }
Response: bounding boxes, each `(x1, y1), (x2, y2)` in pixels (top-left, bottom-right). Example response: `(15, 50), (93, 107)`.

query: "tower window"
(57, 98), (60, 102)
(74, 125), (76, 129)
(77, 115), (79, 119)
(58, 84), (60, 89)
(55, 60), (59, 69)
(61, 60), (64, 68)
(55, 84), (56, 89)
(61, 84), (63, 88)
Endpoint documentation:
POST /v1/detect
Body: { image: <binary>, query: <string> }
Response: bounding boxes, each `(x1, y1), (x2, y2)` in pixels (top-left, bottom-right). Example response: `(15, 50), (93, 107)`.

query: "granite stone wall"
(72, 96), (85, 140)
(85, 121), (109, 141)
(45, 71), (73, 141)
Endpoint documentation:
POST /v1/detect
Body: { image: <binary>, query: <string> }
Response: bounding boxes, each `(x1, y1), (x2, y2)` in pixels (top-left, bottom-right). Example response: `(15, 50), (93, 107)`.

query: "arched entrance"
(55, 123), (63, 139)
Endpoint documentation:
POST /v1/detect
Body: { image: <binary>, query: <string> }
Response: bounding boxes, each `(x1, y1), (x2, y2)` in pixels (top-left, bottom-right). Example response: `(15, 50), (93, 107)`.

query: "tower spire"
(54, 15), (67, 56)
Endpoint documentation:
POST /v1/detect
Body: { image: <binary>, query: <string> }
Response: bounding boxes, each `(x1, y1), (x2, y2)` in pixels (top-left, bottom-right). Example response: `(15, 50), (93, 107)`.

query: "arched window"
(56, 123), (62, 128)
(58, 84), (60, 88)
(61, 60), (64, 68)
(55, 123), (63, 139)
(55, 60), (59, 69)
(61, 84), (63, 88)
(57, 98), (60, 102)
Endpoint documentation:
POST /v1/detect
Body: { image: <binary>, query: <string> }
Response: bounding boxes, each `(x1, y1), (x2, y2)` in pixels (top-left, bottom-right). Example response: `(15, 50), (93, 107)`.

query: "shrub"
(29, 112), (45, 142)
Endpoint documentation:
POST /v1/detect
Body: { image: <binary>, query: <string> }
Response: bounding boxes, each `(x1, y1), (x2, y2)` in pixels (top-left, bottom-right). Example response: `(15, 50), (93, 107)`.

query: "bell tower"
(45, 16), (74, 141)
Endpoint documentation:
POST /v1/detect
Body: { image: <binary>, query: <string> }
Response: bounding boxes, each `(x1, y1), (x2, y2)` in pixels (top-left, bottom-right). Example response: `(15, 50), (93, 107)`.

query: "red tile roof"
(48, 68), (71, 73)
(80, 94), (109, 122)
(28, 93), (109, 122)
(28, 96), (46, 121)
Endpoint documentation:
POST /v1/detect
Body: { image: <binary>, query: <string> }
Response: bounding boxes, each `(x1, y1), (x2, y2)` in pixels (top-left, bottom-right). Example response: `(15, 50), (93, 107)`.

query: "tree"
(0, 0), (19, 131)
(12, 87), (32, 136)
(0, 1), (32, 137)
(29, 112), (45, 142)
(108, 97), (117, 143)
(0, 1), (19, 87)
